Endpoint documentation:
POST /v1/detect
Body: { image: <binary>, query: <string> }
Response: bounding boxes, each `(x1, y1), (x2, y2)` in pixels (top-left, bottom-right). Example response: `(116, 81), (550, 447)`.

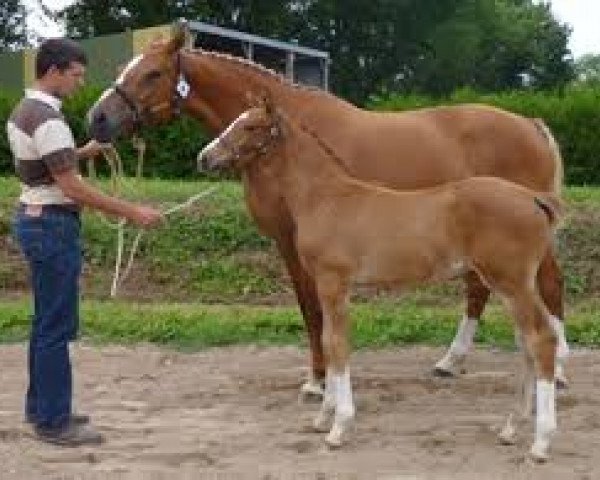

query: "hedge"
(0, 85), (599, 183)
(368, 86), (600, 185)
(0, 85), (209, 179)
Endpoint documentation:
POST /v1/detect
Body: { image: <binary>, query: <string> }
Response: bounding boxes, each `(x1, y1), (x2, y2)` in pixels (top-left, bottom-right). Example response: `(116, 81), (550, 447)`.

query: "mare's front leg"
(434, 270), (489, 376)
(275, 233), (326, 397)
(312, 271), (354, 447)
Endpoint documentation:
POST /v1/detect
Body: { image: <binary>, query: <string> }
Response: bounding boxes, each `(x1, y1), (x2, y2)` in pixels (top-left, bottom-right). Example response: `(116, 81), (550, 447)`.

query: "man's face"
(52, 62), (86, 97)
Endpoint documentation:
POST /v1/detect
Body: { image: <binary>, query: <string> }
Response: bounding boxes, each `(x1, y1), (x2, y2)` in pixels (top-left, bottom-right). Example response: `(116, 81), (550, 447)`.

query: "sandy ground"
(0, 343), (599, 480)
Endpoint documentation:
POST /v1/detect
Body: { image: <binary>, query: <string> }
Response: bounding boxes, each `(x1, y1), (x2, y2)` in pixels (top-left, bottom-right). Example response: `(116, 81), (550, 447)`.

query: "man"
(6, 38), (164, 446)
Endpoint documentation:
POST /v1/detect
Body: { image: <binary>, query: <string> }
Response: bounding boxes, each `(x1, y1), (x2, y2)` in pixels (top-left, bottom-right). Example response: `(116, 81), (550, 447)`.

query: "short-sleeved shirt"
(6, 89), (79, 208)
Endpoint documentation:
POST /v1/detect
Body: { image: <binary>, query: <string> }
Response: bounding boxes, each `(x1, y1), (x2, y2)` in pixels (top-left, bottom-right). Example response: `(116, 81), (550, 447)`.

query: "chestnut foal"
(198, 106), (562, 461)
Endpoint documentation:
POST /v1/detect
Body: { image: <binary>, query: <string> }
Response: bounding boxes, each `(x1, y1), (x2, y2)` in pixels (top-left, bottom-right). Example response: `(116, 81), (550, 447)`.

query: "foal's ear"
(259, 92), (276, 117)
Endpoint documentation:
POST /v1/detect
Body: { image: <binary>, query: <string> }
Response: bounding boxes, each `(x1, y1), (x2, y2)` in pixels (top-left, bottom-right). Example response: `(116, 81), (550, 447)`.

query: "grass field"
(1, 177), (599, 349)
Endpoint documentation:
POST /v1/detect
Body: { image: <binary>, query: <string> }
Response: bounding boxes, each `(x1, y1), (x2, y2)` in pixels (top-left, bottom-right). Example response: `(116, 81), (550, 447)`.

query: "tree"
(58, 0), (574, 104)
(404, 0), (574, 95)
(574, 54), (600, 85)
(0, 0), (27, 51)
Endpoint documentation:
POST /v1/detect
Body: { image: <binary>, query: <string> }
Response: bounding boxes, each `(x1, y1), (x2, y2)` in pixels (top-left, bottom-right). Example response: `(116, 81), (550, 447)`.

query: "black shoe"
(34, 420), (104, 447)
(26, 413), (90, 426)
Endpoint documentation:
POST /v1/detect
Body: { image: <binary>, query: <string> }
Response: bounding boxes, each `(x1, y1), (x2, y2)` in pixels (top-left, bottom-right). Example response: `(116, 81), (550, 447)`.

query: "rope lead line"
(95, 140), (218, 298)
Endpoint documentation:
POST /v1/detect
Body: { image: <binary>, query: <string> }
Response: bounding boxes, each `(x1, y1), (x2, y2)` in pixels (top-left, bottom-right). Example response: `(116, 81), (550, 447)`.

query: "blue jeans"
(13, 205), (82, 429)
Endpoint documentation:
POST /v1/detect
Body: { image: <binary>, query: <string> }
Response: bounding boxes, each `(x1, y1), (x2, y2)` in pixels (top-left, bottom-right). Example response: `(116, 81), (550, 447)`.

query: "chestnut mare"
(197, 104), (562, 461)
(86, 28), (569, 392)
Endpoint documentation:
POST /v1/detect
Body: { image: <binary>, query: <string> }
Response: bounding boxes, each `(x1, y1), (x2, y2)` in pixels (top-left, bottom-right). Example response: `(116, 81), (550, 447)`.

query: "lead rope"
(94, 139), (218, 297)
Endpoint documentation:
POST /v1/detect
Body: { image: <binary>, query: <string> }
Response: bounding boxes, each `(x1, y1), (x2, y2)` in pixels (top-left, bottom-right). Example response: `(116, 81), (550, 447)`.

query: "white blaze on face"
(198, 110), (251, 159)
(116, 54), (144, 85)
(88, 54), (145, 120)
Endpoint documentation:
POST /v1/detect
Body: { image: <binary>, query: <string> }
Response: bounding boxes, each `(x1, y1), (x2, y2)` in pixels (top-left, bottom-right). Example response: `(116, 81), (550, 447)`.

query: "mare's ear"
(167, 19), (192, 53)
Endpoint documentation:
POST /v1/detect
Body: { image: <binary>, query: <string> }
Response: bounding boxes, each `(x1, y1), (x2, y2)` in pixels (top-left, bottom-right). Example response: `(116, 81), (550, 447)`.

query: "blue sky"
(24, 0), (600, 58)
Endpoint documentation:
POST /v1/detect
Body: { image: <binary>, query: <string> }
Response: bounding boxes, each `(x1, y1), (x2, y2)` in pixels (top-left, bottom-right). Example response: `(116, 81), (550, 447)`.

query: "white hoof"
(498, 420), (517, 445)
(325, 418), (353, 448)
(555, 363), (569, 390)
(433, 353), (466, 377)
(313, 410), (333, 433)
(300, 378), (325, 398)
(530, 440), (550, 463)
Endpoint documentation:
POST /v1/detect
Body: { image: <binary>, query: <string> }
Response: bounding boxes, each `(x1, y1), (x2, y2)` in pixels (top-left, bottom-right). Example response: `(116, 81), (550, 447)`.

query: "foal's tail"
(534, 193), (564, 229)
(532, 118), (564, 196)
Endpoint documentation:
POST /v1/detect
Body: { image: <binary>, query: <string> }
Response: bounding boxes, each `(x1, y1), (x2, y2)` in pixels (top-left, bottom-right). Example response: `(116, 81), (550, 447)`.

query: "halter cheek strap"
(113, 50), (191, 131)
(173, 51), (191, 117)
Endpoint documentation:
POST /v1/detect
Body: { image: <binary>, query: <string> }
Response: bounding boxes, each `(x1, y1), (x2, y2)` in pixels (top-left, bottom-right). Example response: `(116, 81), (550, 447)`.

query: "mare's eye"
(144, 70), (162, 83)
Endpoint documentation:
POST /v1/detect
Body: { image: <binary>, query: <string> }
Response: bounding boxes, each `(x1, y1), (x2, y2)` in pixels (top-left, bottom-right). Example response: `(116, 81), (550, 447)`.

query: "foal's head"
(197, 105), (281, 172)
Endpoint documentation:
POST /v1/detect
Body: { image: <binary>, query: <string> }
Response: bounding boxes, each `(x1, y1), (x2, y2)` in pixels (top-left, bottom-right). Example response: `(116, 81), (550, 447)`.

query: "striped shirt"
(6, 89), (79, 207)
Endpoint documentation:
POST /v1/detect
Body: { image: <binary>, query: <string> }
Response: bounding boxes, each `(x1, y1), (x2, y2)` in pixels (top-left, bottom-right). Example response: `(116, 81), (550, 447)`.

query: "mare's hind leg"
(275, 234), (326, 398)
(434, 270), (489, 376)
(536, 247), (569, 389)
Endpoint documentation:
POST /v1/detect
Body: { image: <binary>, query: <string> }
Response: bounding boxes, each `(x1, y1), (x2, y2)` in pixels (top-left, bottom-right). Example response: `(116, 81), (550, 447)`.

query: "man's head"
(35, 38), (87, 98)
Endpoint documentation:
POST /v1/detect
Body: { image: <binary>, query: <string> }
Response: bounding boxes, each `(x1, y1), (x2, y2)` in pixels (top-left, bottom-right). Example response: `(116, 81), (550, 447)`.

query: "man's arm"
(76, 139), (106, 161)
(53, 169), (164, 228)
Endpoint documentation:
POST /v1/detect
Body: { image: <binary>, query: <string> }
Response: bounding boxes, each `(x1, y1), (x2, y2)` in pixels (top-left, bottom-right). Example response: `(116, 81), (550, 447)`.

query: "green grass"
(2, 178), (600, 302)
(2, 297), (600, 349)
(2, 177), (600, 350)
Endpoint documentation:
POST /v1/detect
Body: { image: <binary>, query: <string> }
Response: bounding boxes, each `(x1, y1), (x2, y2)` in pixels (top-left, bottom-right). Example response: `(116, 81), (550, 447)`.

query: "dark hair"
(35, 38), (87, 79)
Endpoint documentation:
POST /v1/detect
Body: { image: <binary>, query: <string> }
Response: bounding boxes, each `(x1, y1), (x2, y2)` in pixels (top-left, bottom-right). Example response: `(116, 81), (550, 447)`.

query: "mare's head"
(87, 24), (191, 142)
(197, 102), (281, 172)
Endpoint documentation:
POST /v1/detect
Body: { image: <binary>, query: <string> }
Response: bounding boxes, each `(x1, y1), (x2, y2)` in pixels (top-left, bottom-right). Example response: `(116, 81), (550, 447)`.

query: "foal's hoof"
(555, 375), (569, 391)
(313, 411), (333, 433)
(324, 421), (352, 449)
(555, 363), (569, 390)
(497, 423), (517, 445)
(529, 442), (550, 463)
(299, 379), (325, 402)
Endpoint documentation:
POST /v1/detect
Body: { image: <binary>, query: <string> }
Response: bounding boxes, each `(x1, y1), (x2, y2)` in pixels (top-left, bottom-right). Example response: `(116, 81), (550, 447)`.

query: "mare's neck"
(180, 50), (355, 135)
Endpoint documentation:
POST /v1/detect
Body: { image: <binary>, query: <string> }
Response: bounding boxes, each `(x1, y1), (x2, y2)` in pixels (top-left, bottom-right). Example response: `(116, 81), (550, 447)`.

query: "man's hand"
(128, 205), (165, 229)
(77, 139), (109, 160)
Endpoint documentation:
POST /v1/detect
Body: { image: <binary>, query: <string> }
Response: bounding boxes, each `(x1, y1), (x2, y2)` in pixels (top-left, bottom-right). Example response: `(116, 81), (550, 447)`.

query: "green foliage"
(0, 89), (19, 174)
(55, 0), (573, 105)
(406, 0), (573, 95)
(574, 54), (600, 86)
(369, 85), (600, 185)
(3, 85), (210, 178)
(0, 0), (27, 51)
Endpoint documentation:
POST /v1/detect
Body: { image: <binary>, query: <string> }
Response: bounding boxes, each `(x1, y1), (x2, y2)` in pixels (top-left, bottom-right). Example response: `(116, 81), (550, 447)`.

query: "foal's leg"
(500, 290), (557, 461)
(498, 330), (535, 445)
(536, 248), (569, 388)
(312, 272), (354, 447)
(275, 234), (326, 396)
(434, 270), (489, 376)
